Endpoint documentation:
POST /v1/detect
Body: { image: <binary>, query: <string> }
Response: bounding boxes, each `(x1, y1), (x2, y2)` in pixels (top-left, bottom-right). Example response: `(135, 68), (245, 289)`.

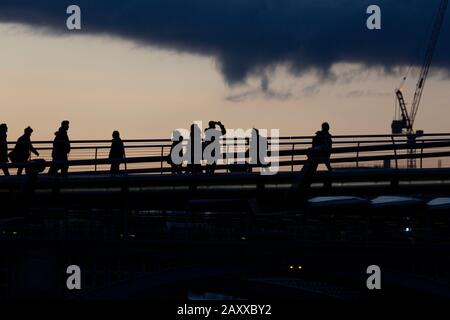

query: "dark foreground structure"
(1, 133), (450, 300)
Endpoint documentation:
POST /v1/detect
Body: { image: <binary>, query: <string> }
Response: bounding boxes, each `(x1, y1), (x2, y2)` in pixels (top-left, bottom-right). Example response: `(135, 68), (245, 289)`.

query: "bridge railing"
(2, 133), (450, 175)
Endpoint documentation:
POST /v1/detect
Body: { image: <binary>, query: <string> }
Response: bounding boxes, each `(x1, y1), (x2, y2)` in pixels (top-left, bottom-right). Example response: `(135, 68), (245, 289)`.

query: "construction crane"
(391, 0), (448, 168)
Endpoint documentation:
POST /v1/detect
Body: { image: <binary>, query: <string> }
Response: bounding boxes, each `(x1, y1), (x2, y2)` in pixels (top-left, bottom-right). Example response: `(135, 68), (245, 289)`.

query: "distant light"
(289, 266), (294, 269)
(404, 227), (412, 232)
(298, 265), (302, 270)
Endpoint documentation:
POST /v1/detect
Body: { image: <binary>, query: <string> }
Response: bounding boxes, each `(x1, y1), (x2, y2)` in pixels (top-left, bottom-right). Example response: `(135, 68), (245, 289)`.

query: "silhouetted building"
(9, 126), (39, 176)
(109, 131), (125, 173)
(49, 120), (71, 176)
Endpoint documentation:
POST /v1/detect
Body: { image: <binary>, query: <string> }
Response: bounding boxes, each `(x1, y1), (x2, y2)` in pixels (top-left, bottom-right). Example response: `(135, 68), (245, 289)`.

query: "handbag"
(8, 150), (16, 162)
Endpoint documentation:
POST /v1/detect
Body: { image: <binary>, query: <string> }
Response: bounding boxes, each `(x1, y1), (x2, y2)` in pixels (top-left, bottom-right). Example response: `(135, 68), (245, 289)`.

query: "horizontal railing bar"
(3, 148), (449, 172)
(1, 134), (450, 174)
(2, 132), (450, 145)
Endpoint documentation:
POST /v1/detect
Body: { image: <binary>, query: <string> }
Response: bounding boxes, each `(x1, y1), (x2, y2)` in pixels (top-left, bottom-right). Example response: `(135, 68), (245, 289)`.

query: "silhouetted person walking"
(168, 132), (184, 174)
(204, 121), (226, 174)
(312, 122), (333, 171)
(109, 131), (125, 173)
(49, 120), (71, 176)
(0, 124), (9, 176)
(8, 126), (39, 175)
(188, 123), (202, 174)
(293, 122), (333, 196)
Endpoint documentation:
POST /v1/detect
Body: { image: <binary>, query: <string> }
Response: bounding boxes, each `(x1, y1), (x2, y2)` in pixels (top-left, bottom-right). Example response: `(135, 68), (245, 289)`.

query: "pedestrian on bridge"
(8, 126), (39, 175)
(204, 121), (226, 174)
(109, 130), (125, 173)
(312, 122), (333, 172)
(294, 122), (334, 194)
(49, 120), (71, 176)
(0, 123), (9, 176)
(168, 131), (184, 174)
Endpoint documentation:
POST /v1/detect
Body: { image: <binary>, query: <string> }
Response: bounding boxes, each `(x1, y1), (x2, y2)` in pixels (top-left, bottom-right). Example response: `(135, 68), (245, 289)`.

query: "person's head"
(321, 122), (330, 133)
(112, 130), (120, 139)
(0, 123), (7, 133)
(191, 123), (200, 131)
(24, 126), (33, 136)
(61, 120), (70, 131)
(208, 121), (216, 129)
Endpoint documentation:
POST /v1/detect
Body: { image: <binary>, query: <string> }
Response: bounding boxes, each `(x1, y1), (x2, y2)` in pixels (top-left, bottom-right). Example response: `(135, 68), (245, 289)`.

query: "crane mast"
(392, 0), (448, 168)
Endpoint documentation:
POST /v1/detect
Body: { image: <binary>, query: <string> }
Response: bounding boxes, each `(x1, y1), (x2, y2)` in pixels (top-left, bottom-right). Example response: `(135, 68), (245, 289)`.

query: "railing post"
(226, 142), (230, 173)
(420, 141), (424, 169)
(391, 136), (398, 169)
(124, 150), (128, 174)
(246, 137), (250, 170)
(161, 146), (164, 174)
(94, 147), (98, 172)
(234, 137), (238, 168)
(291, 143), (295, 172)
(356, 142), (360, 168)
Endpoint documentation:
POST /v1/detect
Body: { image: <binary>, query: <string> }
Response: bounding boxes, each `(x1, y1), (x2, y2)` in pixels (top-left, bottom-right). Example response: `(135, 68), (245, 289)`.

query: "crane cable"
(394, 3), (439, 120)
(399, 6), (436, 89)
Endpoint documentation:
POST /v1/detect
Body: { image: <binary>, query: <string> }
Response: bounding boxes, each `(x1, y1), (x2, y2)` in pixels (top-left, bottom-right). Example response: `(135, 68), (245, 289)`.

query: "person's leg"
(59, 155), (69, 176)
(325, 161), (332, 171)
(172, 163), (182, 174)
(2, 166), (9, 176)
(48, 157), (59, 175)
(296, 154), (319, 190)
(61, 164), (68, 176)
(111, 163), (119, 173)
(193, 164), (202, 174)
(17, 166), (23, 176)
(324, 158), (332, 190)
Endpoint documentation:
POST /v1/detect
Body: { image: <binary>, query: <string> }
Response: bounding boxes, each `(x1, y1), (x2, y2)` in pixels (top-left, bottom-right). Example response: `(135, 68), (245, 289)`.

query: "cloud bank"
(0, 0), (449, 86)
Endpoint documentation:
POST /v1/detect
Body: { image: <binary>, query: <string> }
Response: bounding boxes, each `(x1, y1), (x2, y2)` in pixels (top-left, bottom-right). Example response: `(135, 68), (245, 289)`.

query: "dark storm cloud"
(0, 0), (449, 85)
(225, 74), (292, 102)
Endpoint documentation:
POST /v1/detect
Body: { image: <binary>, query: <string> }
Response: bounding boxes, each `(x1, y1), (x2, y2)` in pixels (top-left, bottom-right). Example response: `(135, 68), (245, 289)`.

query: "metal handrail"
(1, 133), (450, 175)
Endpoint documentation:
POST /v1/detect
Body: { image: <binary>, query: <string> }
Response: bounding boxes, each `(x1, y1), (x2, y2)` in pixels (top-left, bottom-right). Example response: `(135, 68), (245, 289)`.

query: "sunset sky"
(0, 0), (449, 141)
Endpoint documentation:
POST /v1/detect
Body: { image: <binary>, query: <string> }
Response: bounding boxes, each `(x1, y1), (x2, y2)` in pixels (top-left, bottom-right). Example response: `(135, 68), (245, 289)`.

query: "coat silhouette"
(9, 127), (39, 175)
(109, 131), (125, 173)
(311, 122), (333, 171)
(293, 122), (333, 197)
(49, 121), (71, 176)
(168, 131), (184, 174)
(204, 121), (226, 174)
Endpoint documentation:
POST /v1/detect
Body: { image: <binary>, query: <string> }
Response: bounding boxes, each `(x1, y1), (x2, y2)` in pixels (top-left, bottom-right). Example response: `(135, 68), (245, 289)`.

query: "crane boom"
(392, 0), (448, 136)
(410, 0), (448, 128)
